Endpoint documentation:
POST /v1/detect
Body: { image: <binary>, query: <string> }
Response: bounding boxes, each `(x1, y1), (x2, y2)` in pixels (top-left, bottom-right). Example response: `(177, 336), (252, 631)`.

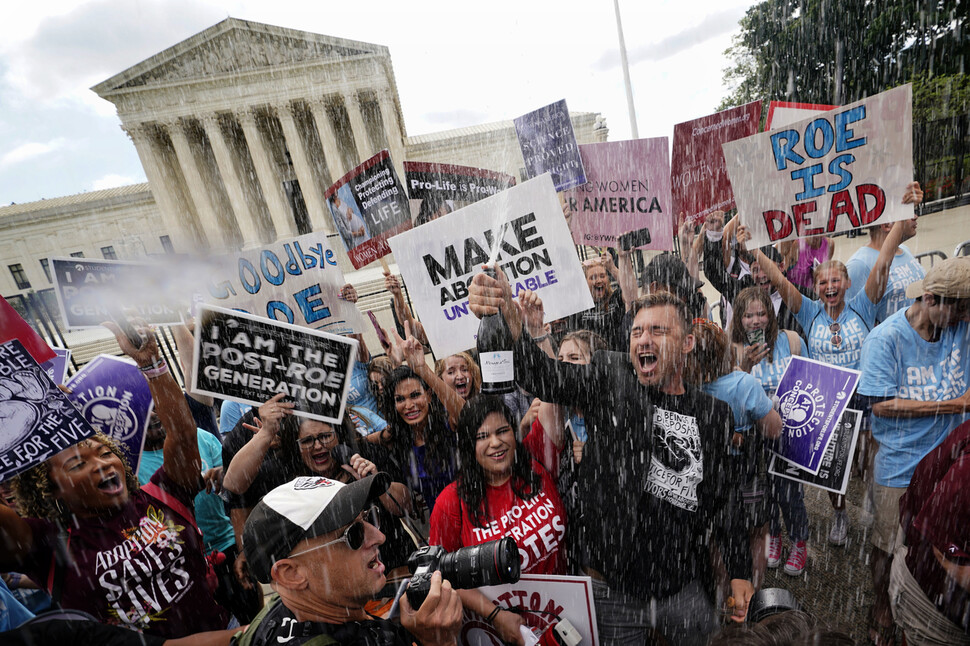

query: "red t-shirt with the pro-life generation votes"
(430, 461), (566, 575)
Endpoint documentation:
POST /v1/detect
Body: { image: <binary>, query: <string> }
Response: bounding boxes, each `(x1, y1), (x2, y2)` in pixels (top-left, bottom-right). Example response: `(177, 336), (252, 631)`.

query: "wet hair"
(731, 286), (780, 353)
(434, 352), (482, 398)
(630, 290), (691, 334)
(368, 356), (395, 398)
(685, 319), (732, 386)
(12, 432), (141, 524)
(811, 260), (849, 285)
(791, 629), (856, 646)
(415, 196), (452, 227)
(706, 624), (773, 646)
(380, 366), (454, 476)
(455, 396), (540, 528)
(559, 330), (608, 358)
(278, 415), (359, 478)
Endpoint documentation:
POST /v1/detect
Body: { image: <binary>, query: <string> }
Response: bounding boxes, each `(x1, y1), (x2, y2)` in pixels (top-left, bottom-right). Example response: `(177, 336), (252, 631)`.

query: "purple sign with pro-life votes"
(66, 355), (154, 474)
(772, 356), (860, 475)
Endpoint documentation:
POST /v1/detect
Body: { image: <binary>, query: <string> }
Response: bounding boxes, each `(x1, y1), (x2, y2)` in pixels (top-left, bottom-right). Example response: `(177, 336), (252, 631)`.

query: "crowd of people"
(1, 179), (968, 646)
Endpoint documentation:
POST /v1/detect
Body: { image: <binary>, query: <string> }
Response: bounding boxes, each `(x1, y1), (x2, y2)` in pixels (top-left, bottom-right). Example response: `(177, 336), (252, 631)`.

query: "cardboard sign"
(0, 296), (55, 363)
(325, 150), (411, 270)
(388, 174), (593, 358)
(0, 339), (97, 481)
(765, 101), (837, 131)
(51, 257), (184, 328)
(772, 356), (860, 475)
(461, 575), (599, 646)
(66, 355), (154, 473)
(514, 99), (587, 191)
(671, 101), (762, 226)
(39, 348), (71, 385)
(723, 85), (913, 248)
(770, 408), (861, 495)
(404, 161), (516, 226)
(203, 233), (364, 335)
(192, 305), (358, 424)
(561, 138), (673, 250)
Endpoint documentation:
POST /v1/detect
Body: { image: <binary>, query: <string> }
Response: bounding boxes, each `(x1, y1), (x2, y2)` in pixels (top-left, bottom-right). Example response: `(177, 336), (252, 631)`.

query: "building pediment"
(93, 17), (385, 96)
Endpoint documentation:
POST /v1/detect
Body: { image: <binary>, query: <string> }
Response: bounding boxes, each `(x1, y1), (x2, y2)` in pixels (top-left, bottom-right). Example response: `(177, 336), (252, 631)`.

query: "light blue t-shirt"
(794, 289), (876, 370)
(0, 578), (33, 631)
(860, 309), (970, 487)
(219, 400), (251, 436)
(346, 361), (387, 435)
(137, 430), (236, 553)
(702, 371), (775, 433)
(749, 331), (808, 396)
(845, 244), (924, 322)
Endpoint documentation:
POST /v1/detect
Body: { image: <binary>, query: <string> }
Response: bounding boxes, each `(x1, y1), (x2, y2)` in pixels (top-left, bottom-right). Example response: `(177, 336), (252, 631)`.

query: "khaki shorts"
(872, 484), (907, 553)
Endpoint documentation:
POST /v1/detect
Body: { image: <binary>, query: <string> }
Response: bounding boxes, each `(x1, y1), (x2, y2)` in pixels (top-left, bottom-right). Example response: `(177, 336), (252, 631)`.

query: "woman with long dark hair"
(430, 395), (567, 645)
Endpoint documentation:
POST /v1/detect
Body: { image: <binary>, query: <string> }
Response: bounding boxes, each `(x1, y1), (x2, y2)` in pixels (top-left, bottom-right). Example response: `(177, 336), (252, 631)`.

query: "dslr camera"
(406, 537), (520, 607)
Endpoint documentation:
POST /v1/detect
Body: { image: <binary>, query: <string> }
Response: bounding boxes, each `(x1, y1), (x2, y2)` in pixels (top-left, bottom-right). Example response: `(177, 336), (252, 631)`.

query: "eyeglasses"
(297, 432), (337, 449)
(829, 322), (842, 347)
(289, 506), (381, 557)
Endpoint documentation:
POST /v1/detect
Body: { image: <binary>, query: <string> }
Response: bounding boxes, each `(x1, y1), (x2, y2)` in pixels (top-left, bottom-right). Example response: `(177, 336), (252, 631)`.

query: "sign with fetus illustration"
(0, 339), (97, 481)
(772, 356), (860, 475)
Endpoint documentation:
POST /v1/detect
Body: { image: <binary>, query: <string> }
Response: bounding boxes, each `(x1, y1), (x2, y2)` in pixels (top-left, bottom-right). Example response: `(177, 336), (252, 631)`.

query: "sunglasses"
(289, 506), (381, 556)
(297, 431), (337, 449)
(829, 322), (842, 347)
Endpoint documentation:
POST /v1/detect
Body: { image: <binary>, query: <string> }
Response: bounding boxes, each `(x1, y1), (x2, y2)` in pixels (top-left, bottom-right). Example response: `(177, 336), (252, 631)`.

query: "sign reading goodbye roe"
(723, 85), (913, 248)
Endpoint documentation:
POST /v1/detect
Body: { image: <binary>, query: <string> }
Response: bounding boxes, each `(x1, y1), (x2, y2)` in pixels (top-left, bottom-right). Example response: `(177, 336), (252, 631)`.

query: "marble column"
(165, 119), (225, 250)
(308, 98), (344, 185)
(342, 90), (373, 164)
(122, 123), (198, 251)
(235, 109), (297, 240)
(274, 103), (333, 234)
(200, 114), (262, 248)
(377, 88), (407, 177)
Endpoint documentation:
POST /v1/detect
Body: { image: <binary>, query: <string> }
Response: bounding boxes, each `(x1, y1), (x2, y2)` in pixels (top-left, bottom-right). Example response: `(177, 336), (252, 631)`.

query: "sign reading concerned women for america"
(388, 174), (593, 358)
(192, 305), (357, 424)
(561, 138), (673, 250)
(723, 84), (913, 248)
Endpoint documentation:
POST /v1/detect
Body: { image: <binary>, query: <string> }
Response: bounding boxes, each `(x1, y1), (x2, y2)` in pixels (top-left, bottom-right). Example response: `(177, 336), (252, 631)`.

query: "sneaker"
(784, 541), (807, 576)
(829, 510), (849, 546)
(767, 535), (783, 568)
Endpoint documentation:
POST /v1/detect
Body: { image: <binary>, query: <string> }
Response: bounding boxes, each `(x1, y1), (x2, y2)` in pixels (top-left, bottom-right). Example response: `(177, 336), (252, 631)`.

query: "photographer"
(231, 474), (461, 646)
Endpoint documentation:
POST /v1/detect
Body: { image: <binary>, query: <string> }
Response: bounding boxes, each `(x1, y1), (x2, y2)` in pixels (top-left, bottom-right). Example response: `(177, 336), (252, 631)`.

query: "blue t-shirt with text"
(749, 331), (808, 396)
(859, 309), (970, 487)
(846, 244), (924, 322)
(794, 290), (876, 371)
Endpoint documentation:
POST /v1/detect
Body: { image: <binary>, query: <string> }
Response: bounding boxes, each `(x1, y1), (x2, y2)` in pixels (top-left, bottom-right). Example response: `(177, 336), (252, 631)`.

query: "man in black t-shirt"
(232, 474), (461, 646)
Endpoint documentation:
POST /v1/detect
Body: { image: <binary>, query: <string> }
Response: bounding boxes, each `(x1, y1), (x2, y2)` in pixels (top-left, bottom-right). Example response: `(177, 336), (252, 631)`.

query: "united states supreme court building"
(0, 17), (609, 316)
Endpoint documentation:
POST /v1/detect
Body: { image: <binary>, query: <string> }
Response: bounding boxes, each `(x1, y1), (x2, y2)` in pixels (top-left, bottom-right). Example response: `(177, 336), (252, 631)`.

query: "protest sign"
(51, 257), (184, 328)
(723, 84), (913, 248)
(671, 101), (762, 226)
(192, 305), (357, 424)
(514, 99), (587, 191)
(39, 347), (71, 385)
(388, 174), (593, 358)
(765, 101), (837, 131)
(460, 575), (599, 646)
(561, 138), (673, 250)
(770, 408), (861, 495)
(325, 150), (411, 270)
(0, 339), (96, 481)
(0, 296), (55, 363)
(404, 161), (516, 226)
(772, 356), (860, 475)
(203, 233), (364, 335)
(67, 355), (154, 473)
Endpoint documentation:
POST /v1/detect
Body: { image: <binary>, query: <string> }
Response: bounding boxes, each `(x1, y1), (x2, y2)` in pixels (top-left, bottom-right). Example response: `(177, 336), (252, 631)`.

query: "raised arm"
(616, 247), (639, 311)
(222, 394), (293, 494)
(172, 321), (213, 407)
(751, 238), (803, 314)
(105, 319), (201, 491)
(677, 213), (701, 282)
(394, 322), (465, 430)
(864, 183), (923, 304)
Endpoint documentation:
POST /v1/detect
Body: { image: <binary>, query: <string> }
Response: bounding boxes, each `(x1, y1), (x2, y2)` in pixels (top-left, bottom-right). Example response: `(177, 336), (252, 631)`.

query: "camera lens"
(439, 537), (521, 589)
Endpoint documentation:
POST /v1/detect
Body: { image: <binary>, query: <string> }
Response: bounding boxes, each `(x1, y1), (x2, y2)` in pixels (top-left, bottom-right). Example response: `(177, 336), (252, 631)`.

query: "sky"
(0, 0), (756, 206)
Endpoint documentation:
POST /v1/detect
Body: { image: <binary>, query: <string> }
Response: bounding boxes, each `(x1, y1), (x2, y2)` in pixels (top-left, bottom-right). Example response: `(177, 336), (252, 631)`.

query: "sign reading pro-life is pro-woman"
(388, 174), (593, 358)
(773, 356), (860, 475)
